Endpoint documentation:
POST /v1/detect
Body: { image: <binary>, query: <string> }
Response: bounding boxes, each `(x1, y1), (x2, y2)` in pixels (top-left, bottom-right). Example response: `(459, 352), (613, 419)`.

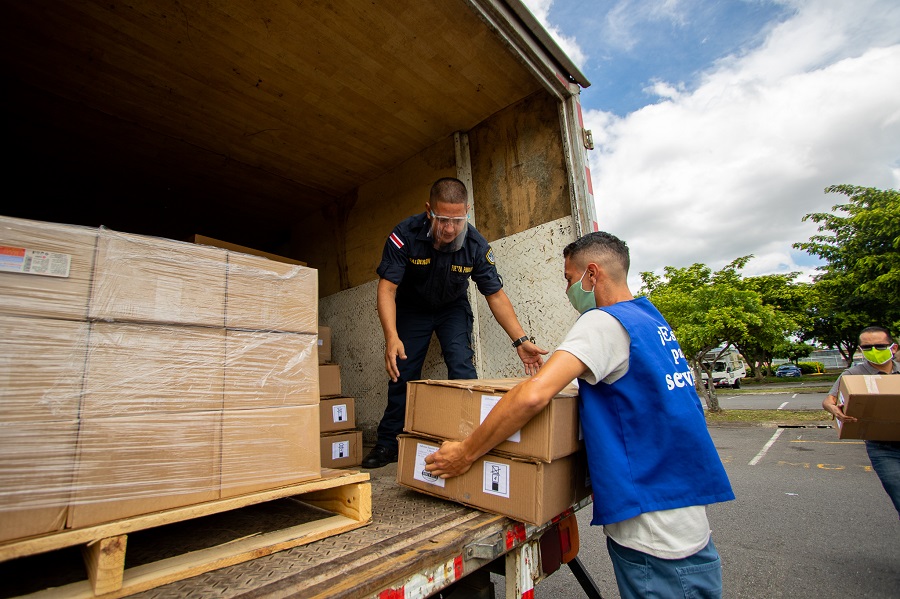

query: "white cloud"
(604, 0), (692, 52)
(520, 0), (588, 67)
(583, 0), (900, 290)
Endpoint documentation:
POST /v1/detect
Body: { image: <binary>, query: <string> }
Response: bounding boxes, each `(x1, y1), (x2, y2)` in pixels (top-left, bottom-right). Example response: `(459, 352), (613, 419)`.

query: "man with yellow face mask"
(824, 326), (900, 517)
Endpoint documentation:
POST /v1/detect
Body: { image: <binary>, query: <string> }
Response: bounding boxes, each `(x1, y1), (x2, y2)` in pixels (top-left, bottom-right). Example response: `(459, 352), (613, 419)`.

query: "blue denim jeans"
(865, 440), (900, 518)
(607, 536), (722, 599)
(375, 301), (476, 452)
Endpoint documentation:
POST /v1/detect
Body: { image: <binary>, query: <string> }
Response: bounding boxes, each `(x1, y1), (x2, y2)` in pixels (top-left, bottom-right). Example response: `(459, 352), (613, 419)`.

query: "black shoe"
(362, 446), (398, 469)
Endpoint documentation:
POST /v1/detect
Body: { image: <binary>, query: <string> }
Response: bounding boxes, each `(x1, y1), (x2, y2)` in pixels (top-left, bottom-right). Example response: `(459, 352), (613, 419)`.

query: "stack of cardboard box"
(0, 215), (321, 542)
(397, 378), (590, 526)
(317, 326), (363, 468)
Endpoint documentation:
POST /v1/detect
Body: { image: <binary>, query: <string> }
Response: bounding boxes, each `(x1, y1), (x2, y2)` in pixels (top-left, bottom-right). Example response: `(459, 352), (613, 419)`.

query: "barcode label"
(0, 246), (72, 278)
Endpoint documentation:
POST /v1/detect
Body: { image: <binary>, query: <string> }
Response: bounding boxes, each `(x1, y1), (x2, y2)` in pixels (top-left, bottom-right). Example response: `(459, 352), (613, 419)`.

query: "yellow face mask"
(862, 345), (894, 365)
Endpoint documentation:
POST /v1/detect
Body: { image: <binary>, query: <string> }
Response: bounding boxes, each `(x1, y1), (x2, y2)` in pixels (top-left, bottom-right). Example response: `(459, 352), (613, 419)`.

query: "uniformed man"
(361, 177), (547, 469)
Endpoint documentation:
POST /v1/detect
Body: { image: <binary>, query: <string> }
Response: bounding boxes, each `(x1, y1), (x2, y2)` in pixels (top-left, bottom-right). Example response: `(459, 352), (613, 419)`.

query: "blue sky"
(521, 0), (900, 289)
(545, 0), (793, 116)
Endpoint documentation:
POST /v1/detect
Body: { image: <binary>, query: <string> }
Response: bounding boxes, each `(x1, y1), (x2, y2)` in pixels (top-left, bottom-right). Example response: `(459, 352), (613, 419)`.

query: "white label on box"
(480, 395), (521, 443)
(0, 246), (71, 278)
(331, 404), (348, 423)
(864, 376), (880, 394)
(331, 440), (349, 459)
(413, 443), (445, 488)
(482, 460), (510, 498)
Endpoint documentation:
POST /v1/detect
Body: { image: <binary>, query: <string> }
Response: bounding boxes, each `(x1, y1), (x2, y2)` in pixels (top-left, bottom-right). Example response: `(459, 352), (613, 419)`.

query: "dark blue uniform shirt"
(377, 212), (503, 309)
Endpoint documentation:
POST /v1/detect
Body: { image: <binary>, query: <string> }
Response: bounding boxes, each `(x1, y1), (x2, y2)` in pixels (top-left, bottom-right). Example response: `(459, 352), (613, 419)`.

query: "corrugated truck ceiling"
(0, 0), (575, 235)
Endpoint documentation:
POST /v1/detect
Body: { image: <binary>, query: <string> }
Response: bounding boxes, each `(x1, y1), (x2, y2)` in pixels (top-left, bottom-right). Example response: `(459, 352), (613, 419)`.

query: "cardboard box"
(225, 252), (317, 333)
(0, 420), (78, 543)
(319, 397), (356, 432)
(397, 435), (578, 526)
(318, 325), (332, 364)
(320, 430), (362, 468)
(224, 330), (319, 410)
(82, 322), (225, 418)
(191, 234), (306, 266)
(836, 375), (900, 441)
(68, 411), (221, 529)
(404, 379), (581, 462)
(221, 405), (321, 498)
(319, 363), (342, 397)
(0, 315), (88, 423)
(90, 229), (227, 327)
(0, 215), (97, 321)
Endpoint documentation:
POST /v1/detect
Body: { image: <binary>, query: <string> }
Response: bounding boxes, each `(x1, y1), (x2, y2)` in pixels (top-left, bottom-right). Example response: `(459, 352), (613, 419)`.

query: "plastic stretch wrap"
(0, 216), (321, 543)
(0, 216), (97, 321)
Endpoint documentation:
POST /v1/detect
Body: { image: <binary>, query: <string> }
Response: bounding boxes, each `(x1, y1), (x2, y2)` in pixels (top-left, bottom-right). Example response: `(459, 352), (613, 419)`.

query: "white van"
(701, 349), (747, 389)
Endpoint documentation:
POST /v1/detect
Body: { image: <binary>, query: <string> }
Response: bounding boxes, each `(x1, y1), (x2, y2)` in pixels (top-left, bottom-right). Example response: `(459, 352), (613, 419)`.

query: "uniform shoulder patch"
(485, 247), (495, 265)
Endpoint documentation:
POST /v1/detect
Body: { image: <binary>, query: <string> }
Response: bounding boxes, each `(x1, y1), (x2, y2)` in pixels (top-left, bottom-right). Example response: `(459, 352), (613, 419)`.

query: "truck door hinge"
(582, 129), (594, 150)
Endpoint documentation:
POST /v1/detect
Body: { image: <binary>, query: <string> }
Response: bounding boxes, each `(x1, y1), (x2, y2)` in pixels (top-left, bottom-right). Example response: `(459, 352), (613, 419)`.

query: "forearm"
(376, 279), (399, 341)
(459, 379), (549, 462)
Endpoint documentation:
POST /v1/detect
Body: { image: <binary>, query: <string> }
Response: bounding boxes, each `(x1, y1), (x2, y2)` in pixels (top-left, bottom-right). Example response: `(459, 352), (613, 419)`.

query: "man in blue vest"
(425, 231), (735, 599)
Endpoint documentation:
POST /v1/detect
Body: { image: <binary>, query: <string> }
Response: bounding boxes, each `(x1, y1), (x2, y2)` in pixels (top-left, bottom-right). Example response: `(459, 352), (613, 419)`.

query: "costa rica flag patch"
(389, 232), (404, 249)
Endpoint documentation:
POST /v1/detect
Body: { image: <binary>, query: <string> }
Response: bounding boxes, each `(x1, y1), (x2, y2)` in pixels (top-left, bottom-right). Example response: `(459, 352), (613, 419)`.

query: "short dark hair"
(563, 231), (630, 276)
(859, 326), (894, 344)
(430, 177), (467, 204)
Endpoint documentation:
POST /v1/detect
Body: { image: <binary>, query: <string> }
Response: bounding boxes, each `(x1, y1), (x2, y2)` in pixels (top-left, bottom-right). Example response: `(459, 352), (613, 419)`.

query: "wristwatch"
(512, 335), (534, 348)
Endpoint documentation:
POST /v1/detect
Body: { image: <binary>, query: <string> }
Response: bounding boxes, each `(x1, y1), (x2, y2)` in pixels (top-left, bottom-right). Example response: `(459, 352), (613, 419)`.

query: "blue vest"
(579, 297), (734, 525)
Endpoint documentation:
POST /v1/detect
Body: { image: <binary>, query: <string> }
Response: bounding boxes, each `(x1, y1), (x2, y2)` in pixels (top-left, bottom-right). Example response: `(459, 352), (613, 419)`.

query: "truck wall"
(318, 91), (578, 443)
(321, 216), (576, 443)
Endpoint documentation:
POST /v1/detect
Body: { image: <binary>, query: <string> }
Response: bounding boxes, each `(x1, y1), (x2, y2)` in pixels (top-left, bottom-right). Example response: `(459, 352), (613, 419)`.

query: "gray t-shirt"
(828, 360), (900, 397)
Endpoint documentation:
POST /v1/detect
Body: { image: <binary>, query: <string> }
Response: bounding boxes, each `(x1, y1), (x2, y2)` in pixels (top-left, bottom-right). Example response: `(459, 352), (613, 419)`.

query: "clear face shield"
(427, 211), (468, 252)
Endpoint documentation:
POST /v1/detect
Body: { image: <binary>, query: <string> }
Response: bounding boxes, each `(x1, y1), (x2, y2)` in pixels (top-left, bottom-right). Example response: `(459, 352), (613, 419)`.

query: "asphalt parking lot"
(527, 425), (900, 598)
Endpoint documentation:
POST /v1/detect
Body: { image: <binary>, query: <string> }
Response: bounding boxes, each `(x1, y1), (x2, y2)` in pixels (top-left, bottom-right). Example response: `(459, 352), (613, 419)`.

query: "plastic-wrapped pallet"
(0, 216), (322, 543)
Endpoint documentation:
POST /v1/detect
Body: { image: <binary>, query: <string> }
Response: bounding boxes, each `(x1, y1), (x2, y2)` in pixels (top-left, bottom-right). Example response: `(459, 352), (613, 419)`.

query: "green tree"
(641, 257), (765, 412)
(793, 185), (900, 363)
(739, 274), (812, 379)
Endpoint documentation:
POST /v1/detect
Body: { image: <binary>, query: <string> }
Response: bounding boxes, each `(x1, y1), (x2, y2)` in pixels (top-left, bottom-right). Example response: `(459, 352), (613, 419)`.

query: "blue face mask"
(567, 269), (596, 314)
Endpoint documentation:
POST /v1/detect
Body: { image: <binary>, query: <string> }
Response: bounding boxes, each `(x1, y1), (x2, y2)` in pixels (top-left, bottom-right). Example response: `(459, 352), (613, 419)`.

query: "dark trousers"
(375, 301), (476, 451)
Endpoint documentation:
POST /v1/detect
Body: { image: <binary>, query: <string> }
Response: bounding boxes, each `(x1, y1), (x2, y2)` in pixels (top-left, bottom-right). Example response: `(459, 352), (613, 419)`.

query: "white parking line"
(777, 401), (789, 410)
(749, 429), (784, 465)
(791, 393), (798, 398)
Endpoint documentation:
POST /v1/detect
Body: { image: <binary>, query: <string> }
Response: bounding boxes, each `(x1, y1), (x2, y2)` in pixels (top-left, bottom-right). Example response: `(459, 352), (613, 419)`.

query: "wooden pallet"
(1, 469), (371, 598)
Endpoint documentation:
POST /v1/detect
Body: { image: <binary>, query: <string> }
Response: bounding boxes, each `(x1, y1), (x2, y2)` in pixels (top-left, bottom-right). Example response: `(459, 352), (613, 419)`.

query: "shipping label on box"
(836, 375), (900, 441)
(319, 397), (355, 432)
(320, 430), (362, 468)
(0, 245), (70, 277)
(397, 435), (579, 526)
(0, 216), (97, 321)
(225, 330), (318, 410)
(404, 378), (581, 462)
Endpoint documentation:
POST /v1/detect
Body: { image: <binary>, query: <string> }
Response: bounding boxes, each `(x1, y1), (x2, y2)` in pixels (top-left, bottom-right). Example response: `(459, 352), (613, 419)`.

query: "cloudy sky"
(521, 0), (900, 290)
